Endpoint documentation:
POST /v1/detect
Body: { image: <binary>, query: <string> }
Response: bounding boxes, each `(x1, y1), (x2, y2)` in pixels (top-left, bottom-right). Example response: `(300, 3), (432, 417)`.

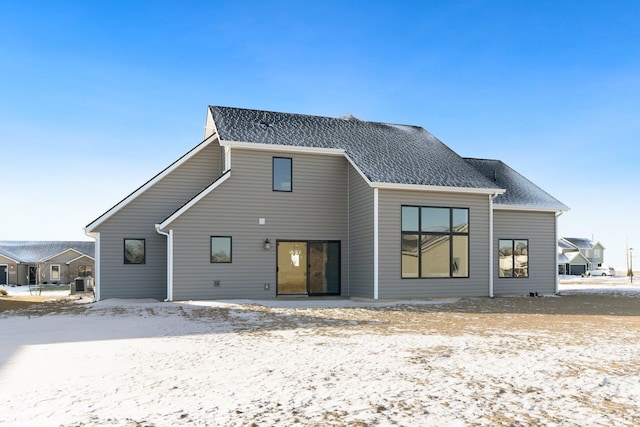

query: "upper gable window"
(273, 157), (292, 192)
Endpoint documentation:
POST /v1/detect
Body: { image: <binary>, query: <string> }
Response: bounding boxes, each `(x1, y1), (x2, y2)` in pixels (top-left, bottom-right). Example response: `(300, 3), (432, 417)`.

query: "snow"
(1, 281), (639, 426)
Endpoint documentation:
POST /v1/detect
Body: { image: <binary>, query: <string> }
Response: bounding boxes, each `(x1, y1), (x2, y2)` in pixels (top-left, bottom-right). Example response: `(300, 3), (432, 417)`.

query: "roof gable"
(210, 106), (503, 190)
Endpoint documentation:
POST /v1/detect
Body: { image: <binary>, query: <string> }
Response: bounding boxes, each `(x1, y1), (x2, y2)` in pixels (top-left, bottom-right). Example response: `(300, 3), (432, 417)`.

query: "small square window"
(273, 157), (292, 192)
(211, 236), (232, 263)
(124, 239), (146, 264)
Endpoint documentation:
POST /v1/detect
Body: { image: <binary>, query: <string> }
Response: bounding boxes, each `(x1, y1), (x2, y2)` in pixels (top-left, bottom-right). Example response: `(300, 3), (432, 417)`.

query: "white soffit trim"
(85, 132), (219, 232)
(494, 205), (570, 213)
(373, 181), (506, 195)
(158, 171), (231, 230)
(219, 140), (346, 156)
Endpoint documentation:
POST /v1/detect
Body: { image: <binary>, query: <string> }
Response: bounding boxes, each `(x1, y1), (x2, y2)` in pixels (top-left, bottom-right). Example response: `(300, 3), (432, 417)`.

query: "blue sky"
(1, 1), (639, 270)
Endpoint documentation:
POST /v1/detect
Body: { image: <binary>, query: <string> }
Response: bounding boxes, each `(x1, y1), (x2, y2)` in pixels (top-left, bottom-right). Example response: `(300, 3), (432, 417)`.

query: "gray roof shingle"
(464, 158), (568, 210)
(0, 241), (95, 263)
(210, 106), (502, 190)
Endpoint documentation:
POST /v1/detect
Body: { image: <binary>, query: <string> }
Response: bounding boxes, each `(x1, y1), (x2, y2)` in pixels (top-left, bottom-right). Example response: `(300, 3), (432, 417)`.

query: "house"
(0, 241), (95, 286)
(85, 106), (568, 301)
(558, 237), (606, 275)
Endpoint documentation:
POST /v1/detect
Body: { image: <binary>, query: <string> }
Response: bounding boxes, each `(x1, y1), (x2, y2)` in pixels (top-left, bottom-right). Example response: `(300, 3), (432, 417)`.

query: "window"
(124, 239), (146, 264)
(79, 265), (93, 277)
(273, 157), (292, 192)
(499, 239), (529, 278)
(401, 206), (469, 278)
(211, 236), (232, 263)
(50, 265), (60, 280)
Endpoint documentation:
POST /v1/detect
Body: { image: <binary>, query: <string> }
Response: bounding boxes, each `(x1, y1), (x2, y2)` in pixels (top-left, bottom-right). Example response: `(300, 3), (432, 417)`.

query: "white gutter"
(83, 230), (100, 301)
(155, 227), (174, 302)
(373, 188), (379, 300)
(489, 193), (498, 298)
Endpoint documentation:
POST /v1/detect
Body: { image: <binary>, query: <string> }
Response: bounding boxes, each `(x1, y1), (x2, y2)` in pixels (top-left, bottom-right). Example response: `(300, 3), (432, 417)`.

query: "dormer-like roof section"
(464, 158), (568, 211)
(210, 106), (503, 190)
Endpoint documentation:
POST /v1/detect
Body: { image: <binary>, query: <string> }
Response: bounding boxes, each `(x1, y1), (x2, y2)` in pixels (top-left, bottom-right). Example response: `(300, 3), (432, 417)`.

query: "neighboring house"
(558, 237), (606, 275)
(85, 106), (568, 301)
(0, 241), (95, 286)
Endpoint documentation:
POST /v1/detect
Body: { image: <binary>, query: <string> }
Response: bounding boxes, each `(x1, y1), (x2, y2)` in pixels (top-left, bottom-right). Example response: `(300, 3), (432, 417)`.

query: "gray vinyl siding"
(493, 210), (557, 295)
(0, 255), (19, 285)
(378, 190), (491, 298)
(348, 167), (374, 298)
(168, 148), (349, 300)
(95, 141), (221, 300)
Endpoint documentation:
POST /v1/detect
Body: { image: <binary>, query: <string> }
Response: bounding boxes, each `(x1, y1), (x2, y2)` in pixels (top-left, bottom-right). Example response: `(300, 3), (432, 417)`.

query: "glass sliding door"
(277, 241), (308, 294)
(277, 240), (340, 296)
(309, 241), (340, 295)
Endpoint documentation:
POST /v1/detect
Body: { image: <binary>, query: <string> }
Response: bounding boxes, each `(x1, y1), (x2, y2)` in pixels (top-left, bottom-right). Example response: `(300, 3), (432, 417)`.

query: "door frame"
(0, 264), (7, 285)
(276, 240), (341, 296)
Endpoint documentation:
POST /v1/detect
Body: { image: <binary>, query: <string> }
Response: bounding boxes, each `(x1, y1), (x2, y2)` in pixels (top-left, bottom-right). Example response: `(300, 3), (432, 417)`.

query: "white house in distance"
(558, 237), (606, 275)
(85, 106), (568, 301)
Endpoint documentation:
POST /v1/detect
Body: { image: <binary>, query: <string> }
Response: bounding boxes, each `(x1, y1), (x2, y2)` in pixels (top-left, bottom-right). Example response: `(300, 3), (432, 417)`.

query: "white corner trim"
(555, 211), (563, 294)
(373, 187), (379, 300)
(86, 133), (219, 232)
(157, 171), (231, 230)
(155, 227), (174, 302)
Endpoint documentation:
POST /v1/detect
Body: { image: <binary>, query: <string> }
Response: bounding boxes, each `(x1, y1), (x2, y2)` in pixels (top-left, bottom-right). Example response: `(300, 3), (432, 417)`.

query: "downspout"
(155, 226), (174, 302)
(555, 211), (563, 294)
(489, 193), (498, 298)
(373, 187), (379, 300)
(84, 230), (100, 301)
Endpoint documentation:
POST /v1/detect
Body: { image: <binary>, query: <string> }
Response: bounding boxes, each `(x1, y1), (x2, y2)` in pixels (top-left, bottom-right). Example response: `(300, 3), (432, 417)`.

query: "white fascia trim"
(372, 181), (506, 195)
(86, 132), (219, 232)
(373, 187), (379, 300)
(44, 248), (85, 263)
(219, 140), (346, 156)
(157, 171), (231, 230)
(0, 252), (21, 264)
(66, 254), (95, 265)
(493, 205), (570, 213)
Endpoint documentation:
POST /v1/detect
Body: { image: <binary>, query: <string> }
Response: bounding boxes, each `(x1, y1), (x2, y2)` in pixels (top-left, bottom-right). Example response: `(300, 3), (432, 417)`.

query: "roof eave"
(372, 182), (505, 195)
(494, 204), (570, 213)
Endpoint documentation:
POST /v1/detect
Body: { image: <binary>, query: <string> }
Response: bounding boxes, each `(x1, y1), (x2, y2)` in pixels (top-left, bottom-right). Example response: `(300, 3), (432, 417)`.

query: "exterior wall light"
(264, 239), (271, 250)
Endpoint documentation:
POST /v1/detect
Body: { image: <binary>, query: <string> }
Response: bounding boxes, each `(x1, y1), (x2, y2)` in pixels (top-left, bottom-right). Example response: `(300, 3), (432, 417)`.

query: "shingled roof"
(210, 106), (503, 190)
(464, 158), (568, 211)
(0, 241), (94, 263)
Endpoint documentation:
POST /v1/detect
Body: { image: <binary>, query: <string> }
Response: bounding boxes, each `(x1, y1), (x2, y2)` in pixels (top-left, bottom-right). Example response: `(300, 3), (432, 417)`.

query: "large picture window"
(499, 239), (529, 278)
(124, 239), (146, 264)
(211, 236), (232, 263)
(401, 206), (469, 278)
(273, 157), (292, 192)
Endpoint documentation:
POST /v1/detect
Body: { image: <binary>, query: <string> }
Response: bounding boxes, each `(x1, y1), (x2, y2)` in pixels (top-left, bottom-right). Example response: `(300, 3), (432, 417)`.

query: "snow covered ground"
(1, 280), (639, 426)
